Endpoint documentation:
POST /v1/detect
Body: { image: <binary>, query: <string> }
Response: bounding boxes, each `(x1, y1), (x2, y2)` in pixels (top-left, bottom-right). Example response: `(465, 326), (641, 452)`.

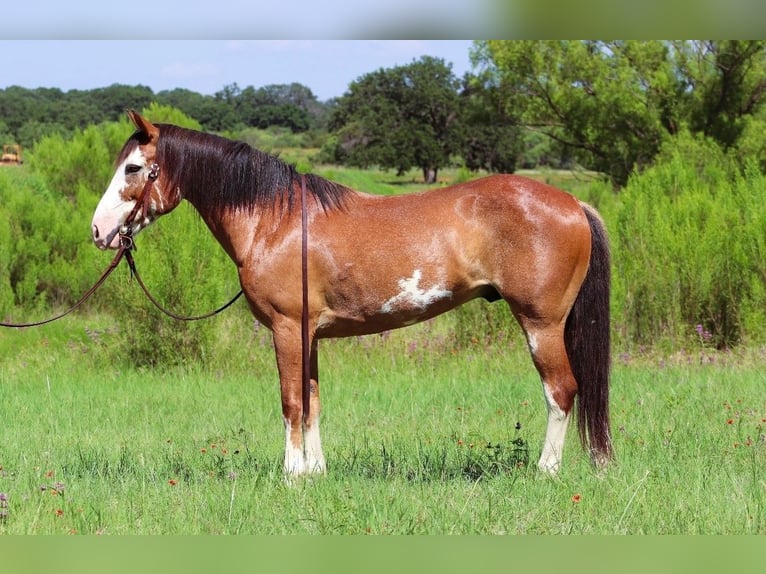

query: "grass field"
(1, 162), (764, 535)
(1, 311), (763, 534)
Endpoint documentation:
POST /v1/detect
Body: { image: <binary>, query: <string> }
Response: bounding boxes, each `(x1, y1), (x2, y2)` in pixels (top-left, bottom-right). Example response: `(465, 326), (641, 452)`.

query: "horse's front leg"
(272, 324), (325, 476)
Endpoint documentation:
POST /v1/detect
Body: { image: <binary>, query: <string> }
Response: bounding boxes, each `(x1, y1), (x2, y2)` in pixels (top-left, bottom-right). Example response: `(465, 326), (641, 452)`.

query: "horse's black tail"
(565, 202), (613, 467)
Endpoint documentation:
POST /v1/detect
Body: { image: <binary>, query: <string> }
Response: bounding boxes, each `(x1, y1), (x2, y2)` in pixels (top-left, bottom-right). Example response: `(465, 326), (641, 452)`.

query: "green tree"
(476, 40), (766, 186)
(156, 88), (238, 132)
(329, 56), (463, 183)
(459, 72), (522, 173)
(673, 41), (766, 148)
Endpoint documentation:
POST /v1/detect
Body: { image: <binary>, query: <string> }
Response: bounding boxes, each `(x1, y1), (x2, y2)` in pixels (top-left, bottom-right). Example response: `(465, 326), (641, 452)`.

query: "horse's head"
(91, 110), (180, 250)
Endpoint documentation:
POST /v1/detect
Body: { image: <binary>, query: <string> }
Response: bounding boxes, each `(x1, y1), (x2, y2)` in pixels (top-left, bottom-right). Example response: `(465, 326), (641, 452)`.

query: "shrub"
(614, 131), (766, 348)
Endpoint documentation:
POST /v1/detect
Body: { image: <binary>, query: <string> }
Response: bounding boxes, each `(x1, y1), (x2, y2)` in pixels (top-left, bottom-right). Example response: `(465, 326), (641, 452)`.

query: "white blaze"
(91, 148), (151, 249)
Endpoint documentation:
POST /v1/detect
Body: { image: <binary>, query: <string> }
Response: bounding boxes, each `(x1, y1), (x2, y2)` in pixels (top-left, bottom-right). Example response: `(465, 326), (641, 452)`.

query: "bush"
(614, 131), (766, 348)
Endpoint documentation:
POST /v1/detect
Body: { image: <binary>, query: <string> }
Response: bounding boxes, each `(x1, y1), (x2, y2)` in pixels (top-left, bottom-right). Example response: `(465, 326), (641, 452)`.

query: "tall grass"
(1, 317), (764, 534)
(615, 133), (766, 349)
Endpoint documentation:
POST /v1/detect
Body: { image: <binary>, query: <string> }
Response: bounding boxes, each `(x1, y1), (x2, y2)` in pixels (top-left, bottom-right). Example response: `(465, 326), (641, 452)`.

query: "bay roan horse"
(92, 111), (612, 476)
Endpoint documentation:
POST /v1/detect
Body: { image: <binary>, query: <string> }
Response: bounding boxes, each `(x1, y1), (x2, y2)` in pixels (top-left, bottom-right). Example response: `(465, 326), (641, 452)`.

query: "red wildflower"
(727, 419), (734, 425)
(572, 494), (582, 503)
(168, 479), (178, 486)
(55, 509), (64, 517)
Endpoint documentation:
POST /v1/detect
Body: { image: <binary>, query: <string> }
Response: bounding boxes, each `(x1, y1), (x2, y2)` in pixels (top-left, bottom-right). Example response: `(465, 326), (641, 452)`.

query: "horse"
(91, 110), (612, 476)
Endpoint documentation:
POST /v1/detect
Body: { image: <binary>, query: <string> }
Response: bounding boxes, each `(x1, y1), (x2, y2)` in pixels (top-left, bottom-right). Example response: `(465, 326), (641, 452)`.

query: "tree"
(237, 84), (310, 132)
(475, 40), (766, 186)
(156, 88), (238, 131)
(329, 56), (463, 183)
(459, 72), (522, 173)
(673, 41), (766, 148)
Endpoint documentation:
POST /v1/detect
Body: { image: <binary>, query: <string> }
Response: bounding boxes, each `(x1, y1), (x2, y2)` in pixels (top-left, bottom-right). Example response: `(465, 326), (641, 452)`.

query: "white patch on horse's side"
(538, 384), (571, 475)
(283, 417), (306, 475)
(381, 269), (452, 314)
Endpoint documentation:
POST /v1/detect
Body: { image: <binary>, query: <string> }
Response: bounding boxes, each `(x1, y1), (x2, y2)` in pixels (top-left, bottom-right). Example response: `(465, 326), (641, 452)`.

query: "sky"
(0, 40), (477, 102)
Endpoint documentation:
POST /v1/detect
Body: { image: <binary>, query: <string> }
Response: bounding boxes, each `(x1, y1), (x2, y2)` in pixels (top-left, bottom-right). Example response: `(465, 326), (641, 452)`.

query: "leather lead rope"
(301, 175), (311, 425)
(123, 249), (243, 321)
(0, 245), (127, 328)
(0, 163), (160, 329)
(2, 163), (242, 329)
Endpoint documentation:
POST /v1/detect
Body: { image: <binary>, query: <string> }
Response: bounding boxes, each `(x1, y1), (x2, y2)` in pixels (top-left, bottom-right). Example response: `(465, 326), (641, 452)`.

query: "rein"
(0, 166), (160, 329)
(0, 245), (127, 328)
(300, 175), (311, 425)
(122, 249), (243, 321)
(1, 163), (242, 328)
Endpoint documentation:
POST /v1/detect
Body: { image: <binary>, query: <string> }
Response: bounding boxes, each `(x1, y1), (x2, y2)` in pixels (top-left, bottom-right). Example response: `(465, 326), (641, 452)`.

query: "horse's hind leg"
(523, 322), (578, 475)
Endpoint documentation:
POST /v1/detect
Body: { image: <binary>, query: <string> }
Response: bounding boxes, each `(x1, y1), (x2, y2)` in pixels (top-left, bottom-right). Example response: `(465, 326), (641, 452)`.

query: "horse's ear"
(127, 109), (159, 141)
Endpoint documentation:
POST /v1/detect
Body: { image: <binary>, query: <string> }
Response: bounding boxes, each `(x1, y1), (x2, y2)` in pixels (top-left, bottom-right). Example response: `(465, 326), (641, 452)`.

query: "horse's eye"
(125, 164), (142, 175)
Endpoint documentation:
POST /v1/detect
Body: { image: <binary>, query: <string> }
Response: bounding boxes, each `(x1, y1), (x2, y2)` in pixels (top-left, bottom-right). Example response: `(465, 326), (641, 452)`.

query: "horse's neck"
(187, 196), (301, 268)
(186, 200), (258, 266)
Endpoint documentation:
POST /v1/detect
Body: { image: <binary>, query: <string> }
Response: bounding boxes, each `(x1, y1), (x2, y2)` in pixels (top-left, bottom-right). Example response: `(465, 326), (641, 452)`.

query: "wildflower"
(168, 479), (178, 486)
(200, 448), (207, 454)
(695, 324), (712, 341)
(55, 509), (64, 517)
(572, 494), (582, 503)
(727, 419), (734, 425)
(53, 482), (65, 492)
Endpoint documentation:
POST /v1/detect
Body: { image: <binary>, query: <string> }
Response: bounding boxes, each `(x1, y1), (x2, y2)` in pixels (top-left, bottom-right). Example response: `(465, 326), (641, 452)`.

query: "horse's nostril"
(92, 224), (100, 239)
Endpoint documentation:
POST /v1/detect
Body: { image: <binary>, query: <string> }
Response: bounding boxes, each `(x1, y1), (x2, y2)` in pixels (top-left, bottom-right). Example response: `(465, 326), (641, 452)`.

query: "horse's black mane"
(120, 124), (351, 214)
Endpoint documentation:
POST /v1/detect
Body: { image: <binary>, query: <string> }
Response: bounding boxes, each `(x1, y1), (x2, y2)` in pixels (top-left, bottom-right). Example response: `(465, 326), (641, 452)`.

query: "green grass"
(1, 314), (764, 534)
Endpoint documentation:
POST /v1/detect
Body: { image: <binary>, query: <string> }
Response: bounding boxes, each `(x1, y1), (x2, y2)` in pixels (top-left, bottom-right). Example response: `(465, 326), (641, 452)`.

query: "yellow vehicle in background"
(1, 144), (23, 165)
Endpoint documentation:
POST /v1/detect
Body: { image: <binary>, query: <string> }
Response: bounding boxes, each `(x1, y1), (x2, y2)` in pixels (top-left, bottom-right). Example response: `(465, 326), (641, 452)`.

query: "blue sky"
(2, 2), (497, 39)
(0, 40), (477, 102)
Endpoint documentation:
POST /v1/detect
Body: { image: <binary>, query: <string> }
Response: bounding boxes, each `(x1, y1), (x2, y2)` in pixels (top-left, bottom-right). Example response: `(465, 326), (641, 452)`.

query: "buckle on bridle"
(119, 231), (135, 251)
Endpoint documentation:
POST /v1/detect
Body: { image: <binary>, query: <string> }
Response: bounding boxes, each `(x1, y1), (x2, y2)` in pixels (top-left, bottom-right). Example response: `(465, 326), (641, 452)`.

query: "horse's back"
(309, 173), (591, 336)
